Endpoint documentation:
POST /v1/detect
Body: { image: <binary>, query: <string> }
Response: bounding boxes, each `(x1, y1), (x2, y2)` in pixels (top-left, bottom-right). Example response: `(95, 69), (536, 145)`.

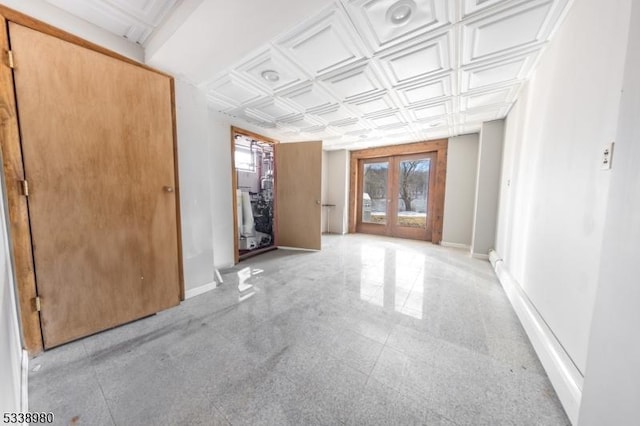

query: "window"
(235, 146), (255, 172)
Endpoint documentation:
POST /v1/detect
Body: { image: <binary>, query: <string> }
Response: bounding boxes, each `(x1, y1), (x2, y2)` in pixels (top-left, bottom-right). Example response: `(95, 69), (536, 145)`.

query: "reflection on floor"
(28, 234), (570, 425)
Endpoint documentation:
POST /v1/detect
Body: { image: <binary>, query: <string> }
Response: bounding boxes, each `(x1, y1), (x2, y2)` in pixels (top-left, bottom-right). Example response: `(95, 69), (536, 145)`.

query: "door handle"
(164, 186), (174, 193)
(316, 200), (321, 205)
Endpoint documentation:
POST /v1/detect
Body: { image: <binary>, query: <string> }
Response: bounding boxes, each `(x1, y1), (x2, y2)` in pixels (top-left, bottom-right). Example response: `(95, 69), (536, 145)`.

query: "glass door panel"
(396, 158), (431, 229)
(362, 161), (389, 224)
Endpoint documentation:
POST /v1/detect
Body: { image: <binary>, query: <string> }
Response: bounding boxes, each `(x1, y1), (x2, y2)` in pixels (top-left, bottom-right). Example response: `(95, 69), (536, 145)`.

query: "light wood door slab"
(10, 23), (181, 348)
(275, 141), (322, 250)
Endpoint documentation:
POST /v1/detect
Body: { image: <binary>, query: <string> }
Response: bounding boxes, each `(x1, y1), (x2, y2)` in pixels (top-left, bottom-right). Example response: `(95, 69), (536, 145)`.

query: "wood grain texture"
(275, 141), (322, 250)
(349, 139), (448, 243)
(169, 78), (185, 300)
(10, 23), (181, 348)
(0, 16), (42, 353)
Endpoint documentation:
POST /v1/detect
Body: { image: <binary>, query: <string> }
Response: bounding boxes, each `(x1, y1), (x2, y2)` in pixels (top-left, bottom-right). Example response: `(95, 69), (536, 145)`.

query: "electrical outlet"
(601, 142), (614, 170)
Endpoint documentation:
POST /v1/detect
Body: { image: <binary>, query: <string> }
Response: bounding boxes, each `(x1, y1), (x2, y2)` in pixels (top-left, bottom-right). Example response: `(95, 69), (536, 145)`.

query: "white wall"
(209, 112), (235, 269)
(442, 134), (479, 247)
(471, 120), (504, 257)
(174, 79), (216, 292)
(323, 150), (350, 234)
(578, 1), (640, 423)
(0, 0), (143, 61)
(493, 0), (632, 419)
(0, 172), (25, 413)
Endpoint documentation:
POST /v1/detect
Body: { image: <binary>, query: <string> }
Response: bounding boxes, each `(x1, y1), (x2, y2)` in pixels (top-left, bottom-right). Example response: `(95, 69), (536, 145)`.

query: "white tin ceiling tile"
(461, 0), (553, 65)
(342, 0), (453, 53)
(459, 106), (503, 123)
(330, 118), (370, 133)
(310, 104), (361, 124)
(231, 110), (278, 129)
(460, 84), (519, 110)
(394, 73), (453, 107)
(460, 49), (539, 92)
(366, 111), (406, 129)
(205, 75), (266, 107)
(347, 92), (399, 116)
(206, 95), (236, 113)
(377, 29), (453, 86)
(244, 99), (299, 122)
(460, 0), (511, 19)
(276, 114), (324, 131)
(276, 82), (338, 113)
(275, 5), (368, 77)
(234, 47), (311, 94)
(46, 0), (154, 44)
(106, 0), (177, 26)
(320, 63), (387, 102)
(406, 101), (450, 121)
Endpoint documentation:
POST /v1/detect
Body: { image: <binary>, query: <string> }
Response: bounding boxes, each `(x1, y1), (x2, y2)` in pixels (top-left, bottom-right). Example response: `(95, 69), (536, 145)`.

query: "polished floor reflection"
(28, 234), (570, 425)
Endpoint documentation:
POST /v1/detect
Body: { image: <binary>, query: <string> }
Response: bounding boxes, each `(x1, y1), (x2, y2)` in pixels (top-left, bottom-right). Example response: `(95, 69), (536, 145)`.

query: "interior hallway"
(28, 234), (569, 425)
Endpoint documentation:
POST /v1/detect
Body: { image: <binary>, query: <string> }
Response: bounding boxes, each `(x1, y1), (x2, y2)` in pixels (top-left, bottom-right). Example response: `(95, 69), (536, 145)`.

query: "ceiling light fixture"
(261, 70), (280, 83)
(386, 0), (416, 26)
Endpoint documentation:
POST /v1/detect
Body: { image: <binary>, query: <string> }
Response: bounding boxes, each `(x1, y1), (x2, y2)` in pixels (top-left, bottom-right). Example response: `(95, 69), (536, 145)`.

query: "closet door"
(10, 23), (181, 348)
(275, 141), (322, 250)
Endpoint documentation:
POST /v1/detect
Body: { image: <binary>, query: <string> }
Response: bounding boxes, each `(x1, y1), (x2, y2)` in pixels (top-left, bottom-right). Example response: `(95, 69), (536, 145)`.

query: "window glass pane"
(397, 159), (430, 228)
(362, 162), (388, 224)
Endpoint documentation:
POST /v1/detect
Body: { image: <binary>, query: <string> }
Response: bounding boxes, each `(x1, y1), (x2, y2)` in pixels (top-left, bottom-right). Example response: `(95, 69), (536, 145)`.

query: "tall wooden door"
(10, 23), (181, 348)
(275, 141), (322, 250)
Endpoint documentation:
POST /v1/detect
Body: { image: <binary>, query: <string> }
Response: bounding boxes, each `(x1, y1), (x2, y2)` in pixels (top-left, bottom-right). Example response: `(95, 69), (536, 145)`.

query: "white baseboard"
(489, 250), (582, 425)
(184, 281), (217, 299)
(472, 253), (490, 260)
(21, 349), (28, 413)
(440, 241), (471, 250)
(277, 246), (318, 252)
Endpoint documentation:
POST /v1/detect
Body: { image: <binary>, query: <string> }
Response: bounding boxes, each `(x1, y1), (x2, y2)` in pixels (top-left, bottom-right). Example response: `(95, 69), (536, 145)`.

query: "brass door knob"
(164, 186), (174, 193)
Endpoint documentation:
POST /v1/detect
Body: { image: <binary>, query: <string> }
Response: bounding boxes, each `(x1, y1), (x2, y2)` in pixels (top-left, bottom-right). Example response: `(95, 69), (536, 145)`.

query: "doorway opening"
(231, 128), (278, 262)
(349, 139), (448, 243)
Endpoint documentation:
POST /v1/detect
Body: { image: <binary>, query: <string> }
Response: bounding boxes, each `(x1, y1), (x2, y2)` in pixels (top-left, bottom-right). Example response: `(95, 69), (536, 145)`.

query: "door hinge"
(33, 296), (41, 312)
(20, 179), (29, 196)
(7, 50), (14, 69)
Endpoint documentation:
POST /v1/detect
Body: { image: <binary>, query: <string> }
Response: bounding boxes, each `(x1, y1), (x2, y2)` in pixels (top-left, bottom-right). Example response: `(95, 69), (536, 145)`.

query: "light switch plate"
(601, 142), (614, 170)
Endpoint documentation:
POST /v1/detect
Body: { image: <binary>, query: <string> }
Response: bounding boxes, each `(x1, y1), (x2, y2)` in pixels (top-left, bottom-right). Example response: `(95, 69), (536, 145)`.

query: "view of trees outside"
(362, 162), (388, 224)
(362, 159), (430, 228)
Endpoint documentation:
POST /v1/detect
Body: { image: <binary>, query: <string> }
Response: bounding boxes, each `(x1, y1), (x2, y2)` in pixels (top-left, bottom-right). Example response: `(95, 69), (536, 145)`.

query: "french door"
(356, 152), (437, 241)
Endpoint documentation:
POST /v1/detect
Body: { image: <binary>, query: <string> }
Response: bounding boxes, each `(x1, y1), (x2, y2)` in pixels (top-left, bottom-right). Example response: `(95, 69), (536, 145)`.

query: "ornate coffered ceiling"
(46, 0), (572, 150)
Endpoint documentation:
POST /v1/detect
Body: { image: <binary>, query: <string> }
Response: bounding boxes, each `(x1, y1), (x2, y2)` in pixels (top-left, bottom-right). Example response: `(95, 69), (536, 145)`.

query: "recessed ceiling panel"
(277, 82), (338, 112)
(348, 93), (399, 116)
(460, 0), (510, 18)
(343, 0), (452, 52)
(46, 0), (177, 44)
(460, 85), (519, 110)
(235, 47), (310, 94)
(462, 0), (553, 64)
(377, 30), (452, 86)
(321, 63), (387, 101)
(395, 73), (452, 107)
(406, 101), (451, 121)
(276, 6), (368, 77)
(461, 50), (539, 92)
(205, 75), (265, 107)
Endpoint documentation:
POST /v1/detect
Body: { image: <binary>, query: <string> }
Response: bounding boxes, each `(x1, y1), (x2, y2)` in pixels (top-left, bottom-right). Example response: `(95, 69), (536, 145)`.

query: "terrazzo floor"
(28, 234), (570, 425)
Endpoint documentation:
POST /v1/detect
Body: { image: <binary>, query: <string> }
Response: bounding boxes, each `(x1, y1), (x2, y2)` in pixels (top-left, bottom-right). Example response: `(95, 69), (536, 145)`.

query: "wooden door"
(275, 141), (322, 250)
(356, 152), (437, 241)
(10, 23), (181, 348)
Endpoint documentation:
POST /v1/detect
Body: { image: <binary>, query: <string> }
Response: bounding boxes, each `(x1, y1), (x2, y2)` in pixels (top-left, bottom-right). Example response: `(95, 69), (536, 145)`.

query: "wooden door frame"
(0, 5), (183, 354)
(349, 139), (448, 244)
(230, 127), (279, 264)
